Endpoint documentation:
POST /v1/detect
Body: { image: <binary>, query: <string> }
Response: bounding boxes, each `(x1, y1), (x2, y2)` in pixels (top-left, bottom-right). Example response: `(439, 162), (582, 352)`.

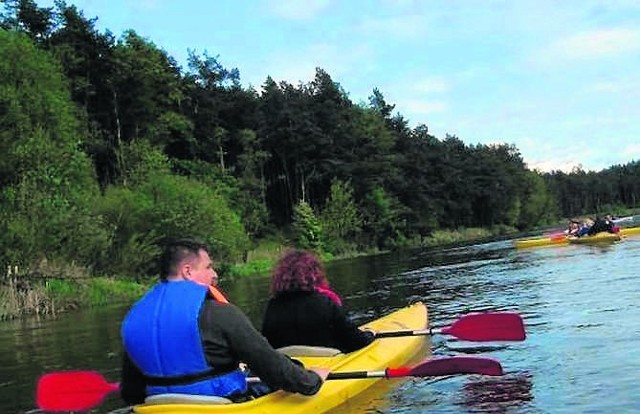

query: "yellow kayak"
(514, 235), (568, 249)
(620, 226), (640, 236)
(133, 302), (429, 414)
(567, 232), (622, 244)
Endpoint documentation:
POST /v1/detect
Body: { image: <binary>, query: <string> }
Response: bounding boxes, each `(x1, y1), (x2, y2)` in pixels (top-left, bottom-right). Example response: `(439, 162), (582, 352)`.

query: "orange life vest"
(208, 285), (229, 303)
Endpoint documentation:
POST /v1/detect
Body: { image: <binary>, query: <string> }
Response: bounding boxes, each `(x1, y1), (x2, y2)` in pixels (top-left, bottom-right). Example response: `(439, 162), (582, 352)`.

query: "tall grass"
(0, 272), (148, 321)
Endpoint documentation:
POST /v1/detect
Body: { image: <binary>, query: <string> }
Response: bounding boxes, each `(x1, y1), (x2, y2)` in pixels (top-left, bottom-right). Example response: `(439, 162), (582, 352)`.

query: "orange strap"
(208, 285), (229, 304)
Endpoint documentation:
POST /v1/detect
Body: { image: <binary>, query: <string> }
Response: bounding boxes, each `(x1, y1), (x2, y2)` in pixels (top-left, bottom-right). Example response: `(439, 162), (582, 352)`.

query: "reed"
(0, 276), (54, 320)
(0, 263), (147, 320)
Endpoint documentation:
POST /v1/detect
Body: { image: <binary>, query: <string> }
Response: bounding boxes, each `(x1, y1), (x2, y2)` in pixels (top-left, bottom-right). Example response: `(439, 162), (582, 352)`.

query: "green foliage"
(228, 258), (275, 278)
(119, 139), (171, 187)
(361, 187), (408, 249)
(320, 179), (362, 254)
(0, 30), (108, 266)
(422, 227), (492, 247)
(97, 172), (249, 276)
(517, 170), (557, 229)
(292, 200), (323, 251)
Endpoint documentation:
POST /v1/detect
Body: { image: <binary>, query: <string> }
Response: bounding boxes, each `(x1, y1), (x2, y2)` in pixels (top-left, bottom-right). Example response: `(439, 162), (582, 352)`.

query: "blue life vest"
(121, 281), (247, 397)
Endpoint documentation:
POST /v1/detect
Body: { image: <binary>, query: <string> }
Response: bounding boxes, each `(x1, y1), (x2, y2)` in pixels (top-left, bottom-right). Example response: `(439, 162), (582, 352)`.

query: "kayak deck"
(133, 302), (429, 414)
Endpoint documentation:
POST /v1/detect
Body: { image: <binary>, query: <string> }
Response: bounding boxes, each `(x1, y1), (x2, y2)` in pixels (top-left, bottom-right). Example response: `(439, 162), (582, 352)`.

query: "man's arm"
(120, 352), (147, 405)
(200, 300), (323, 396)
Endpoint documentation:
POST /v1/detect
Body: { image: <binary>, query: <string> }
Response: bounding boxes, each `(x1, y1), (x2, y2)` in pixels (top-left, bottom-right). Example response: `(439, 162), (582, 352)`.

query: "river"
(2, 236), (639, 413)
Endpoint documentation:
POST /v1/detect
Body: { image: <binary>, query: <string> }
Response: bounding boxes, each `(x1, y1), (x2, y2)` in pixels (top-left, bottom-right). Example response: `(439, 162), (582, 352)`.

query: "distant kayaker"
(120, 239), (328, 405)
(262, 249), (375, 353)
(574, 218), (594, 237)
(587, 215), (617, 236)
(565, 220), (581, 236)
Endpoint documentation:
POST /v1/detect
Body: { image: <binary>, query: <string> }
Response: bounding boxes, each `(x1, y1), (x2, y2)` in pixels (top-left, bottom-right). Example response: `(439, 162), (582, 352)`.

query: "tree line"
(1, 0), (639, 278)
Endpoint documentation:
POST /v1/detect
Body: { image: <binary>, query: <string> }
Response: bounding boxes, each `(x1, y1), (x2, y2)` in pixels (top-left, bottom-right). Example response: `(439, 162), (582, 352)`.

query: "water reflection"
(456, 373), (534, 413)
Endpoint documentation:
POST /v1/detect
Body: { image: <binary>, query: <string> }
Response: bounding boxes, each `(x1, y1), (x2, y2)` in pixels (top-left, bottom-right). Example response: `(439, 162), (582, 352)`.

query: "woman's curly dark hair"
(270, 250), (329, 295)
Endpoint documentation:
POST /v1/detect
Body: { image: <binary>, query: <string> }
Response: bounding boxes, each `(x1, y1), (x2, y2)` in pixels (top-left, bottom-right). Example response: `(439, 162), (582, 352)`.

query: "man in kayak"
(262, 249), (375, 353)
(120, 239), (328, 405)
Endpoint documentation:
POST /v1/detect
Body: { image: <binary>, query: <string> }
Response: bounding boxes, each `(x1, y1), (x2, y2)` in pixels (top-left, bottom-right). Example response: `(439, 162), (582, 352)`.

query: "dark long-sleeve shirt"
(120, 298), (322, 405)
(261, 291), (375, 353)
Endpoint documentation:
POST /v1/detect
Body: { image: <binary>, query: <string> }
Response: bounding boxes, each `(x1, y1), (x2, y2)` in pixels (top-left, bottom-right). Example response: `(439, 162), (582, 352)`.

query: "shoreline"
(0, 225), (520, 321)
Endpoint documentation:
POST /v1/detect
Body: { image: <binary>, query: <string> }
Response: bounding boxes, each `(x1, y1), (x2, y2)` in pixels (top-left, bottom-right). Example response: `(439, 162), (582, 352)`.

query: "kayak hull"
(568, 232), (621, 244)
(514, 236), (568, 249)
(133, 302), (429, 414)
(620, 226), (640, 236)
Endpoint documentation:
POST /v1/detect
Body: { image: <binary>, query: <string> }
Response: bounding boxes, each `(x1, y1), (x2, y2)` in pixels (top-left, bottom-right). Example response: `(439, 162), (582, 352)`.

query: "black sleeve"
(330, 303), (375, 353)
(200, 300), (323, 396)
(120, 352), (147, 405)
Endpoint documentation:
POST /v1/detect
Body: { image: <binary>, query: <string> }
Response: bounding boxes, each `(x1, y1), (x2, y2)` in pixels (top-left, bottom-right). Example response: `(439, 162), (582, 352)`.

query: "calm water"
(2, 236), (639, 413)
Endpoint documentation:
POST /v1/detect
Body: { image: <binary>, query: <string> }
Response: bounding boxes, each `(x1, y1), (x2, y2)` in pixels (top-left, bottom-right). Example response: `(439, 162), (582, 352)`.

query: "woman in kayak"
(262, 249), (375, 353)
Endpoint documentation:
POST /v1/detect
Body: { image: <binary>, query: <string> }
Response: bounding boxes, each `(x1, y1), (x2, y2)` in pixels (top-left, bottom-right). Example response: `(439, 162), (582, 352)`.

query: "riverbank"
(0, 271), (148, 321)
(227, 226), (510, 277)
(0, 226), (512, 321)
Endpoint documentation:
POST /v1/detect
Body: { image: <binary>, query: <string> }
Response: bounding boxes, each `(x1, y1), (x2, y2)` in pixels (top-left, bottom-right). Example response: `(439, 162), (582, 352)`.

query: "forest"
(2, 0), (640, 279)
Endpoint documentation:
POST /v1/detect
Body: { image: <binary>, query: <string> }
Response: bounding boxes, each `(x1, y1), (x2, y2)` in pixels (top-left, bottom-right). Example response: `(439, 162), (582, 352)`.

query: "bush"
(97, 172), (250, 276)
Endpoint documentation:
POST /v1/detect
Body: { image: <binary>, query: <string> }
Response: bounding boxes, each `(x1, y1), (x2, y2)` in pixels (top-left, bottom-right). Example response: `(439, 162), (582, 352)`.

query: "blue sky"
(39, 0), (640, 172)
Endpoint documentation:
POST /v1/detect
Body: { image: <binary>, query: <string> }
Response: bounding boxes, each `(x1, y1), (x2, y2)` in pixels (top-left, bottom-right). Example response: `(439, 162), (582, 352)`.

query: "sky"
(37, 0), (640, 172)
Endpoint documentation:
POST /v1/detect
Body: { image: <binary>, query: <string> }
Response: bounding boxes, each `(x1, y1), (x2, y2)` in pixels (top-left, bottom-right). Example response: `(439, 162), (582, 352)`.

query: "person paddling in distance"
(565, 220), (581, 237)
(262, 249), (375, 353)
(120, 239), (328, 405)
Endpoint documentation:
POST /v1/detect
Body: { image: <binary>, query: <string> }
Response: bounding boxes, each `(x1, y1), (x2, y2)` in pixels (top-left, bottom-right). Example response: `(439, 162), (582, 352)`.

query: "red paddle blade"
(387, 356), (504, 378)
(37, 371), (119, 412)
(442, 312), (526, 341)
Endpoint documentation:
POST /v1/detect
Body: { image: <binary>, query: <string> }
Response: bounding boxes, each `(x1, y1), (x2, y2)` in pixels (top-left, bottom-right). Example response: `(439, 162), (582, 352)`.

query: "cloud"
(587, 79), (640, 94)
(132, 0), (163, 12)
(527, 158), (585, 173)
(357, 15), (428, 38)
(264, 0), (333, 21)
(414, 77), (450, 94)
(547, 28), (640, 60)
(623, 143), (640, 158)
(401, 99), (448, 115)
(249, 42), (373, 88)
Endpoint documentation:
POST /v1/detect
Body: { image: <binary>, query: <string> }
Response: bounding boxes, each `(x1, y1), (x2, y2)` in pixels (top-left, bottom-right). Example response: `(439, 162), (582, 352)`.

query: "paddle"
(36, 356), (503, 411)
(37, 370), (119, 412)
(314, 355), (504, 380)
(374, 312), (526, 341)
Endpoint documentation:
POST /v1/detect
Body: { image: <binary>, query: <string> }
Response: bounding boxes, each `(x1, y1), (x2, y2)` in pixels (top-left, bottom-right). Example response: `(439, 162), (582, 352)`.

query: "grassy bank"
(0, 275), (148, 321)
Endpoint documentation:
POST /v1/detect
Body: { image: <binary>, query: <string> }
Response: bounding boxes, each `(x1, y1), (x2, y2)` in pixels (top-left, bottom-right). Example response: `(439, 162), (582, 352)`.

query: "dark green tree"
(0, 30), (108, 266)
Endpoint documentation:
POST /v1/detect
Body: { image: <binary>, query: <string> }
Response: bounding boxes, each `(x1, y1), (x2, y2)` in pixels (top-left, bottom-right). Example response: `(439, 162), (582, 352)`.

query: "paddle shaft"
(374, 327), (443, 338)
(326, 368), (410, 380)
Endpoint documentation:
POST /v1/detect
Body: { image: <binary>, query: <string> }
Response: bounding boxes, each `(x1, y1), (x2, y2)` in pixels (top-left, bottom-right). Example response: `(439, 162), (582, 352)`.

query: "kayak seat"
(276, 345), (343, 357)
(144, 393), (232, 405)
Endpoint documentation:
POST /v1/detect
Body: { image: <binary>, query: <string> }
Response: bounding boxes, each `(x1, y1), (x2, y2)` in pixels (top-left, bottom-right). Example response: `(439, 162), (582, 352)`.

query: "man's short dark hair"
(159, 239), (209, 280)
